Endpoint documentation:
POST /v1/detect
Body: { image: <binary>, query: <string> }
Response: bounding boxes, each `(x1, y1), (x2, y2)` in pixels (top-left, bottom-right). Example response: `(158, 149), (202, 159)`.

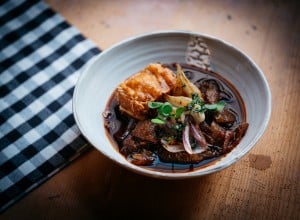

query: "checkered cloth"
(0, 0), (100, 212)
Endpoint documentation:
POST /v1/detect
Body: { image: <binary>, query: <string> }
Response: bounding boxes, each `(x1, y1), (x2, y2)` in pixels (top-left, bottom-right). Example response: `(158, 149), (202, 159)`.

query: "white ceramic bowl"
(73, 31), (271, 179)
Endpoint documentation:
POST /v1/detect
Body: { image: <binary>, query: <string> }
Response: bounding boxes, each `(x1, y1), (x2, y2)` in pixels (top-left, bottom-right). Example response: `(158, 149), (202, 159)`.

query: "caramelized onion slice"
(173, 64), (203, 99)
(161, 139), (185, 153)
(165, 94), (192, 107)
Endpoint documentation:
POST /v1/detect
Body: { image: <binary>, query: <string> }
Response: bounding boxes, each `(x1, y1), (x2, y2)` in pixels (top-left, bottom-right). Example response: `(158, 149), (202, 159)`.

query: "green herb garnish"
(149, 101), (184, 124)
(188, 93), (204, 111)
(188, 93), (225, 113)
(175, 107), (185, 119)
(158, 102), (173, 117)
(204, 100), (225, 112)
(148, 101), (163, 109)
(151, 118), (165, 124)
(149, 94), (225, 125)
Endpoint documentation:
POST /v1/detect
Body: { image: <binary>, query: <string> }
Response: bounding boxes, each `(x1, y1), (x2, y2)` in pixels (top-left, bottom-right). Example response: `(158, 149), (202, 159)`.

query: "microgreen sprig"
(148, 94), (226, 125)
(204, 100), (226, 112)
(148, 101), (184, 124)
(188, 93), (226, 113)
(175, 107), (185, 119)
(158, 102), (172, 117)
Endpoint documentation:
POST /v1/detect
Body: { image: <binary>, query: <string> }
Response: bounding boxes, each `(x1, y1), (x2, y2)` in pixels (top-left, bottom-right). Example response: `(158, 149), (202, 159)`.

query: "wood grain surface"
(2, 0), (300, 219)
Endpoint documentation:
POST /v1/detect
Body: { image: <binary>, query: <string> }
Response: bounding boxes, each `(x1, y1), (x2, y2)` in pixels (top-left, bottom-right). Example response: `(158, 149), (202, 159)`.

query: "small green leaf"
(204, 100), (226, 112)
(159, 102), (172, 117)
(175, 107), (185, 118)
(148, 101), (163, 109)
(216, 100), (226, 111)
(204, 103), (217, 110)
(151, 118), (165, 124)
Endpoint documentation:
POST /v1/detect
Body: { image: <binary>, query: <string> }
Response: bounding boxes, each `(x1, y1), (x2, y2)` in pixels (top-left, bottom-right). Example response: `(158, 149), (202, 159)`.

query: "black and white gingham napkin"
(0, 0), (100, 212)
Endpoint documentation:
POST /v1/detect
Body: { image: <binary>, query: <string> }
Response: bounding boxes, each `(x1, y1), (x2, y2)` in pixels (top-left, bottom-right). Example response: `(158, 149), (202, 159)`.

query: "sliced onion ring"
(190, 122), (207, 149)
(161, 139), (185, 153)
(182, 124), (193, 154)
(182, 123), (208, 155)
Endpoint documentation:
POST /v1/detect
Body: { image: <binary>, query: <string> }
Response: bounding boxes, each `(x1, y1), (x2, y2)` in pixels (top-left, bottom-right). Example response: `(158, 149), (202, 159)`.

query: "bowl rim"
(73, 30), (272, 179)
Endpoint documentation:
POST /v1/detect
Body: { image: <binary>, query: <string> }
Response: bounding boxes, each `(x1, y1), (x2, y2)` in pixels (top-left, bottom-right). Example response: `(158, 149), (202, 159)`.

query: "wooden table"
(2, 0), (300, 219)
